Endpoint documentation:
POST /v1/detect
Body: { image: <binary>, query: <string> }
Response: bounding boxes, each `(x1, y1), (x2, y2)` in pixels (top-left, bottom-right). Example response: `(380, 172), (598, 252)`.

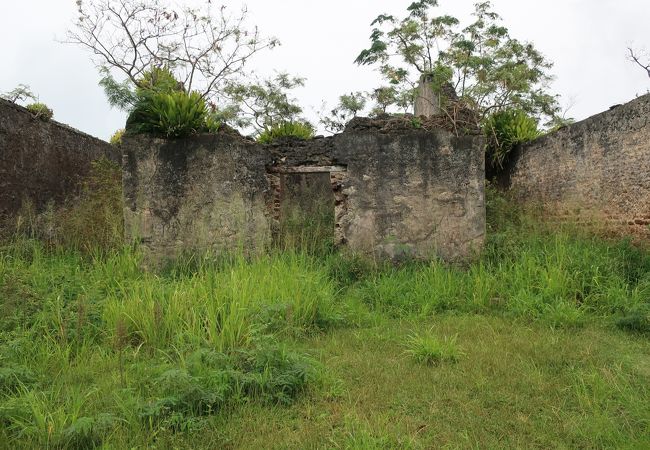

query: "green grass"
(403, 330), (462, 365)
(1, 206), (649, 448)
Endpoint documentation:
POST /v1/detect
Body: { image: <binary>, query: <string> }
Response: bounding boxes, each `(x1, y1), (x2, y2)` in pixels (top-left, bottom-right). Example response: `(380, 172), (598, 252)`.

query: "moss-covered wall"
(123, 118), (485, 265)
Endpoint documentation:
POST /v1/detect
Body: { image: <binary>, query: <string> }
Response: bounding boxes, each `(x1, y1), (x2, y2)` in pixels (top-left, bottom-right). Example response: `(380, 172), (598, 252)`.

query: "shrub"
(123, 67), (223, 138)
(109, 129), (124, 146)
(25, 102), (53, 121)
(136, 66), (180, 94)
(483, 109), (540, 170)
(126, 90), (209, 138)
(204, 112), (221, 133)
(257, 121), (314, 144)
(404, 331), (462, 365)
(0, 365), (36, 394)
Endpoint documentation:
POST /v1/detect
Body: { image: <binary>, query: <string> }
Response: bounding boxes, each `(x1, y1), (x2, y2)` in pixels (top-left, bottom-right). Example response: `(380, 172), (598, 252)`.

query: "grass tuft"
(404, 330), (462, 365)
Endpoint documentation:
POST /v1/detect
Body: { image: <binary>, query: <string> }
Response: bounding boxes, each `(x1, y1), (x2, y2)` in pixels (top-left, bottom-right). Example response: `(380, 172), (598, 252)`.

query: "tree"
(320, 92), (367, 133)
(355, 0), (559, 126)
(68, 0), (279, 106)
(1, 84), (36, 104)
(628, 47), (650, 79)
(221, 72), (307, 132)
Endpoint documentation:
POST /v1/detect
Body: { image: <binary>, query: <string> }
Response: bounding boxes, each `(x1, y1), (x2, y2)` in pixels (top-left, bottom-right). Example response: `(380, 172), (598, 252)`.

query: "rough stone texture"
(0, 98), (118, 220)
(123, 120), (485, 264)
(331, 126), (485, 262)
(414, 74), (440, 117)
(414, 75), (461, 118)
(508, 94), (650, 239)
(123, 132), (272, 263)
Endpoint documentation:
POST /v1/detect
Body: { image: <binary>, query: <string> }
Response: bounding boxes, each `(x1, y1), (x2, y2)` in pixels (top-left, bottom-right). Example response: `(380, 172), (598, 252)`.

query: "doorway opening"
(266, 165), (347, 252)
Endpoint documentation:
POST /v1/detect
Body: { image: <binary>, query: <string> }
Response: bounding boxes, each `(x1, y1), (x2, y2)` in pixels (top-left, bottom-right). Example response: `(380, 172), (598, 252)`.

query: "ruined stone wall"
(508, 94), (650, 239)
(123, 132), (272, 263)
(123, 119), (485, 265)
(331, 122), (484, 262)
(0, 98), (119, 220)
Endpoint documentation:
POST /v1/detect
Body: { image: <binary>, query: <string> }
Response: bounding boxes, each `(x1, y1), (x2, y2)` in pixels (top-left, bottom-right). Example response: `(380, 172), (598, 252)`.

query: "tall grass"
(355, 219), (649, 327)
(103, 252), (341, 353)
(1, 187), (649, 447)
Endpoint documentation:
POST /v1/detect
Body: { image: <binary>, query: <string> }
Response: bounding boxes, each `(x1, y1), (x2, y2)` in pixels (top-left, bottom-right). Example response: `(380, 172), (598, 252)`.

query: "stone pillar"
(414, 75), (459, 117)
(414, 73), (440, 117)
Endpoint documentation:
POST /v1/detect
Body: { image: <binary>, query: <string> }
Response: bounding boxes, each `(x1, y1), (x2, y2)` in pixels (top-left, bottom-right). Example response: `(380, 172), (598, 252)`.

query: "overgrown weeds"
(1, 189), (649, 447)
(12, 157), (123, 255)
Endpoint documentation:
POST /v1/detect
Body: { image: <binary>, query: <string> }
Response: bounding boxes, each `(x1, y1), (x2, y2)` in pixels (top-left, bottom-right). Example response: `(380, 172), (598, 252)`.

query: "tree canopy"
(355, 0), (560, 126)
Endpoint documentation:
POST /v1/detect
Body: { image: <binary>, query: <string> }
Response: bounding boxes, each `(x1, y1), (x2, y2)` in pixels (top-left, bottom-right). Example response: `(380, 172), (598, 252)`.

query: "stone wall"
(124, 118), (485, 265)
(0, 98), (119, 220)
(330, 121), (484, 262)
(123, 131), (271, 262)
(508, 94), (650, 239)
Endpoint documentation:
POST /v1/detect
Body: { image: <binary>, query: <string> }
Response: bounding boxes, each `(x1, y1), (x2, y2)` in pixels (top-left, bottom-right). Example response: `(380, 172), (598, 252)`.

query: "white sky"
(1, 0), (648, 140)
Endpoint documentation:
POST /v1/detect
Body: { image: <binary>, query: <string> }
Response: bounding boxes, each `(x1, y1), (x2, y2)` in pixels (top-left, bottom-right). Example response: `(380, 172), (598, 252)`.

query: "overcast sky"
(1, 0), (648, 140)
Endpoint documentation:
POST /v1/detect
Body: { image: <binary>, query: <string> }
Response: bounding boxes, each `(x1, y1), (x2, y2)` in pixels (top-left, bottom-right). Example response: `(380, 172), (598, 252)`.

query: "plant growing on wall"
(103, 66), (216, 138)
(320, 92), (368, 133)
(257, 121), (315, 144)
(483, 109), (540, 171)
(25, 103), (54, 121)
(1, 84), (36, 104)
(354, 0), (560, 126)
(109, 129), (124, 146)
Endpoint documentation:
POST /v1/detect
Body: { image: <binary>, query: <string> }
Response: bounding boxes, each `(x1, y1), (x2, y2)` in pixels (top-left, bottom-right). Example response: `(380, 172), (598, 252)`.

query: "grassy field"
(1, 203), (649, 448)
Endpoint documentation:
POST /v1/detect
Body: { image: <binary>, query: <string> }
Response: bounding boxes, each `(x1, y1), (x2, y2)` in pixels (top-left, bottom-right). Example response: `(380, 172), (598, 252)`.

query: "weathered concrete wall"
(124, 117), (485, 264)
(123, 132), (271, 263)
(331, 121), (484, 262)
(508, 94), (650, 239)
(0, 98), (119, 220)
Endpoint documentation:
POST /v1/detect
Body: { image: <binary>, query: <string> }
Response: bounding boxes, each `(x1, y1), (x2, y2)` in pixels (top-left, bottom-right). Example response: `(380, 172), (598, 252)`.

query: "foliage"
(257, 121), (314, 144)
(483, 109), (540, 170)
(320, 92), (368, 133)
(404, 331), (461, 365)
(103, 67), (220, 138)
(616, 304), (650, 334)
(369, 86), (413, 116)
(25, 103), (53, 121)
(355, 0), (559, 124)
(222, 73), (306, 133)
(68, 0), (278, 105)
(1, 190), (649, 448)
(126, 90), (209, 138)
(1, 84), (36, 104)
(109, 129), (124, 146)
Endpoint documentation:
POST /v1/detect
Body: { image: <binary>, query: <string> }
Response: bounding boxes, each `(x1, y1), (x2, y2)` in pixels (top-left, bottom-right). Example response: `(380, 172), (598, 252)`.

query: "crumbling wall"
(508, 94), (650, 239)
(123, 132), (272, 263)
(123, 117), (485, 265)
(0, 98), (119, 220)
(332, 119), (485, 261)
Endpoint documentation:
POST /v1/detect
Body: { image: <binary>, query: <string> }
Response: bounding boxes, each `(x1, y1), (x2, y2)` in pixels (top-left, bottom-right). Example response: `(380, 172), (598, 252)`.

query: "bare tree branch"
(66, 0), (278, 101)
(628, 47), (650, 78)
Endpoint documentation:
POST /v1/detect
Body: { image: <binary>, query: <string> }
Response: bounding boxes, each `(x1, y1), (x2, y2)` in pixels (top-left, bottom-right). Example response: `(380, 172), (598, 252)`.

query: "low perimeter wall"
(0, 99), (119, 220)
(123, 118), (485, 264)
(508, 94), (650, 239)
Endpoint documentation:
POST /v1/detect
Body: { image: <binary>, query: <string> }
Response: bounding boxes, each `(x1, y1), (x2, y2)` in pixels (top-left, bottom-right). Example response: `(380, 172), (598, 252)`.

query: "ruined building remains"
(508, 93), (650, 239)
(0, 98), (118, 221)
(123, 116), (486, 265)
